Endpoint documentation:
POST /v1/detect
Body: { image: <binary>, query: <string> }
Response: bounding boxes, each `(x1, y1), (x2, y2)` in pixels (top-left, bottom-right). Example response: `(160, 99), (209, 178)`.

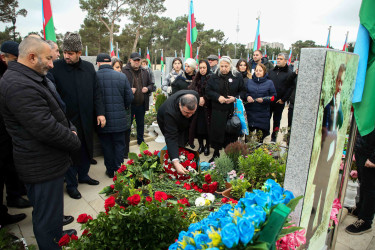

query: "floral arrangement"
(169, 179), (303, 249)
(276, 224), (306, 250)
(162, 148), (198, 180)
(195, 193), (215, 207)
(330, 198), (342, 227)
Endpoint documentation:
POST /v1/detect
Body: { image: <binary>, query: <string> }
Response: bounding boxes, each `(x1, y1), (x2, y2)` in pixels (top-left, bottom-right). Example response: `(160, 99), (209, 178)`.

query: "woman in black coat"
(236, 59), (252, 81)
(245, 63), (276, 142)
(171, 58), (196, 95)
(206, 56), (246, 162)
(188, 60), (211, 156)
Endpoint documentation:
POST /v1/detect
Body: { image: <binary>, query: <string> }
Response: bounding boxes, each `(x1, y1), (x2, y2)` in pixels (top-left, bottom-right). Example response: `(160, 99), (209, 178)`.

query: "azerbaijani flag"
(42, 0), (56, 41)
(326, 26), (331, 48)
(110, 41), (115, 57)
(352, 0), (375, 136)
(247, 51), (250, 62)
(342, 32), (349, 52)
(139, 48), (141, 57)
(287, 48), (292, 65)
(184, 0), (198, 59)
(161, 49), (164, 72)
(264, 46), (267, 57)
(253, 17), (261, 51)
(146, 48), (151, 67)
(218, 48), (221, 59)
(195, 47), (199, 64)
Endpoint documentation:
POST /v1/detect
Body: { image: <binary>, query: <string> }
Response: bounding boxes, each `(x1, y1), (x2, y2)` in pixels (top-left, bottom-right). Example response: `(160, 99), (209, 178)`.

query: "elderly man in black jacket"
(157, 90), (199, 174)
(268, 53), (297, 142)
(0, 36), (81, 250)
(96, 53), (133, 177)
(50, 32), (105, 199)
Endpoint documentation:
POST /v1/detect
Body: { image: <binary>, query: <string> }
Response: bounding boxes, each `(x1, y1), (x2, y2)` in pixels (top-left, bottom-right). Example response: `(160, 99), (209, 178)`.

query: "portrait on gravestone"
(299, 51), (359, 249)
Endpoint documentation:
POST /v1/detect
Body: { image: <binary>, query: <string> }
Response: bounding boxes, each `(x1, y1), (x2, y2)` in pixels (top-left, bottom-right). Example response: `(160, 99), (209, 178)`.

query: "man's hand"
(365, 159), (375, 168)
(256, 98), (263, 103)
(247, 96), (254, 103)
(295, 69), (299, 75)
(276, 99), (284, 104)
(218, 96), (226, 104)
(131, 88), (136, 94)
(142, 87), (148, 93)
(97, 115), (106, 128)
(199, 97), (205, 106)
(173, 161), (189, 174)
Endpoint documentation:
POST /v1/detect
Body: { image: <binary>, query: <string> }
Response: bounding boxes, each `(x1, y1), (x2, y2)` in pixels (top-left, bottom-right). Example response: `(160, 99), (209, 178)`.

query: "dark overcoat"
(50, 58), (105, 159)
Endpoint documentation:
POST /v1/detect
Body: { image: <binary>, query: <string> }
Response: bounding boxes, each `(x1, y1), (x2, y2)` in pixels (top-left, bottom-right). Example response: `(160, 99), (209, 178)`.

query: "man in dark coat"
(268, 53), (297, 142)
(157, 90), (199, 174)
(0, 36), (81, 250)
(122, 52), (155, 155)
(249, 50), (274, 72)
(50, 32), (106, 199)
(96, 53), (133, 177)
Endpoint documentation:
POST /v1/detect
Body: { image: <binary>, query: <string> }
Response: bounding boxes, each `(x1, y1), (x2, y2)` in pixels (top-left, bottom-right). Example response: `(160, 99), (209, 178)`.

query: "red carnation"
(82, 229), (90, 236)
(146, 196), (153, 203)
(113, 175), (117, 182)
(153, 150), (160, 156)
(165, 153), (169, 159)
(205, 174), (212, 184)
(221, 197), (229, 203)
(175, 181), (181, 185)
(187, 153), (195, 161)
(143, 150), (152, 156)
(58, 234), (70, 246)
(229, 198), (238, 204)
(77, 213), (93, 224)
(274, 127), (279, 132)
(104, 196), (116, 210)
(71, 234), (78, 241)
(127, 194), (141, 206)
(138, 153), (142, 157)
(202, 184), (209, 192)
(110, 184), (115, 189)
(183, 183), (191, 190)
(198, 188), (203, 193)
(208, 182), (218, 193)
(154, 191), (168, 202)
(191, 162), (197, 169)
(271, 96), (275, 102)
(127, 159), (134, 165)
(120, 206), (126, 210)
(177, 198), (190, 207)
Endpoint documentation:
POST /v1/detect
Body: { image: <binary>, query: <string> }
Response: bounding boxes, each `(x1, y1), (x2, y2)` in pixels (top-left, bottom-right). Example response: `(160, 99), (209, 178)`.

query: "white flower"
(202, 193), (215, 203)
(195, 197), (206, 207)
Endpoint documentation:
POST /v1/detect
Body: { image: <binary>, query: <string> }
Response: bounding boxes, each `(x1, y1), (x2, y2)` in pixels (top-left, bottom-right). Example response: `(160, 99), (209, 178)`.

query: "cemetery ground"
(4, 106), (375, 250)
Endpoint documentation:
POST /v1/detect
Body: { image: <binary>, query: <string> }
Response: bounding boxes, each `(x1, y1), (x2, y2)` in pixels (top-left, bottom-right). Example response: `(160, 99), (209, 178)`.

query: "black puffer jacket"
(96, 64), (134, 133)
(171, 71), (195, 95)
(249, 57), (274, 71)
(268, 64), (297, 102)
(0, 62), (81, 183)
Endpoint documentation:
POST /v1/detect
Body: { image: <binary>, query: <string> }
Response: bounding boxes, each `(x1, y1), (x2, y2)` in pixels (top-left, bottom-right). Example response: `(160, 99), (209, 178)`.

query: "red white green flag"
(147, 48), (151, 67)
(185, 0), (198, 59)
(42, 0), (56, 41)
(161, 49), (164, 72)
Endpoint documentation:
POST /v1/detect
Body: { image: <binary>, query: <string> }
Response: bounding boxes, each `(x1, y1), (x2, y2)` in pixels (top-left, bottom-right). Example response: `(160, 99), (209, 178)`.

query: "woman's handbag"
(226, 112), (241, 135)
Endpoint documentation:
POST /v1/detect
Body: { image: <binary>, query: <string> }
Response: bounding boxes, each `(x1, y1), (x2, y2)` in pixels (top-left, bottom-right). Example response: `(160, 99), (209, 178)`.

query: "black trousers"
(26, 176), (64, 250)
(270, 102), (285, 139)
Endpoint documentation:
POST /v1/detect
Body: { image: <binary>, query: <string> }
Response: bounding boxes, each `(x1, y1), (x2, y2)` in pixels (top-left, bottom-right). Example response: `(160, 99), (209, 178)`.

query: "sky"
(1, 0), (362, 51)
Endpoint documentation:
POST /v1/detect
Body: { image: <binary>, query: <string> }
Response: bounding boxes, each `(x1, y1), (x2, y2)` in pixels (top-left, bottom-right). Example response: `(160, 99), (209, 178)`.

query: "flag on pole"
(218, 48), (221, 59)
(110, 41), (115, 57)
(139, 48), (141, 57)
(117, 50), (120, 59)
(146, 47), (151, 67)
(352, 0), (375, 136)
(247, 51), (250, 62)
(342, 31), (349, 52)
(184, 0), (198, 59)
(326, 26), (331, 48)
(175, 50), (177, 58)
(195, 47), (199, 64)
(42, 0), (56, 41)
(287, 48), (292, 65)
(161, 49), (164, 72)
(264, 46), (267, 57)
(85, 45), (88, 56)
(253, 17), (261, 51)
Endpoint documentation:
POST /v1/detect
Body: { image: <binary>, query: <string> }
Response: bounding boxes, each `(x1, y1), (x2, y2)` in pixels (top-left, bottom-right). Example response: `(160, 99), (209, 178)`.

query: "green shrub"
(155, 93), (167, 112)
(209, 154), (234, 190)
(224, 141), (250, 168)
(230, 178), (251, 199)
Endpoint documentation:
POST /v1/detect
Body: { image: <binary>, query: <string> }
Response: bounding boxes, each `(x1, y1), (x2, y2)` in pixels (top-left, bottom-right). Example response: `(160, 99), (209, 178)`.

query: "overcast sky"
(1, 0), (361, 50)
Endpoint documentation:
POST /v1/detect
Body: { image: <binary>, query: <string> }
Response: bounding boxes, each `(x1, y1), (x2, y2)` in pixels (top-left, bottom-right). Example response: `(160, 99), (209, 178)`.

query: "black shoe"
(189, 143), (195, 149)
(79, 177), (99, 185)
(198, 145), (204, 154)
(63, 215), (74, 226)
(345, 219), (372, 235)
(1, 213), (26, 226)
(209, 154), (220, 163)
(90, 159), (97, 165)
(346, 207), (359, 218)
(204, 145), (210, 156)
(271, 137), (276, 143)
(7, 197), (32, 208)
(67, 188), (81, 199)
(62, 229), (77, 237)
(105, 171), (114, 178)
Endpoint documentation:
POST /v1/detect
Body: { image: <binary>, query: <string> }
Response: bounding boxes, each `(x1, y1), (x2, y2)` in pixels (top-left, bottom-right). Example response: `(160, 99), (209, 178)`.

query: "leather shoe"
(1, 213), (26, 226)
(7, 197), (32, 208)
(62, 229), (77, 237)
(105, 171), (114, 178)
(198, 145), (204, 154)
(79, 177), (99, 185)
(67, 189), (81, 199)
(63, 215), (74, 226)
(204, 145), (210, 156)
(90, 159), (97, 165)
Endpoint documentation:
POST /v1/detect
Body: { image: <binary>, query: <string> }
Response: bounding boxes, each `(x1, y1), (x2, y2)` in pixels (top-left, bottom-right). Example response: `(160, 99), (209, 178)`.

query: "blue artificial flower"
(282, 190), (295, 204)
(219, 204), (232, 214)
(264, 179), (282, 193)
(237, 217), (255, 245)
(188, 222), (202, 233)
(201, 218), (219, 232)
(254, 191), (272, 209)
(206, 248), (220, 250)
(218, 216), (233, 228)
(221, 222), (240, 248)
(185, 245), (196, 250)
(169, 242), (179, 250)
(178, 231), (188, 241)
(194, 233), (211, 249)
(253, 205), (267, 224)
(269, 187), (284, 206)
(238, 196), (256, 209)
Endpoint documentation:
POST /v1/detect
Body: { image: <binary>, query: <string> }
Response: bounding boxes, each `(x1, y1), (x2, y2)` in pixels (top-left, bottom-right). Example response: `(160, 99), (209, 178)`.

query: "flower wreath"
(163, 148), (197, 180)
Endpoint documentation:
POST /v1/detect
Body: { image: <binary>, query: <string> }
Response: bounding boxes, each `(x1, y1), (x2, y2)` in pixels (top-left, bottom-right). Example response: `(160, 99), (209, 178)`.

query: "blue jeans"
(26, 176), (64, 250)
(65, 140), (91, 191)
(130, 105), (145, 145)
(98, 132), (126, 173)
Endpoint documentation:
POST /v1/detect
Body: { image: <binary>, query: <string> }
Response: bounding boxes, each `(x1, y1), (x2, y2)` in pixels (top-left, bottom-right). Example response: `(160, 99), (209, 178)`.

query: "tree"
(291, 40), (323, 59)
(126, 0), (166, 52)
(79, 0), (127, 52)
(0, 0), (27, 41)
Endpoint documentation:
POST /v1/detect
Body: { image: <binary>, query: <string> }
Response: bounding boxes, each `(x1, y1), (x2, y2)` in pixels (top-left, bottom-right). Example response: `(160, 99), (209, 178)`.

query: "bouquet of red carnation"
(161, 147), (199, 180)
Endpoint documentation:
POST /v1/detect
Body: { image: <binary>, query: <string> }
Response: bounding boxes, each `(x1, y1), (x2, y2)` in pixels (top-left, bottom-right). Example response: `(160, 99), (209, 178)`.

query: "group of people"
(0, 32), (154, 249)
(160, 50), (297, 164)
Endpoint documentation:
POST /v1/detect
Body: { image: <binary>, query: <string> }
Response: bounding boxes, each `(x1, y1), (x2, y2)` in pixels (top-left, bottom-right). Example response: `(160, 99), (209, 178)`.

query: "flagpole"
(116, 42), (118, 57)
(85, 45), (88, 56)
(326, 26), (332, 48)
